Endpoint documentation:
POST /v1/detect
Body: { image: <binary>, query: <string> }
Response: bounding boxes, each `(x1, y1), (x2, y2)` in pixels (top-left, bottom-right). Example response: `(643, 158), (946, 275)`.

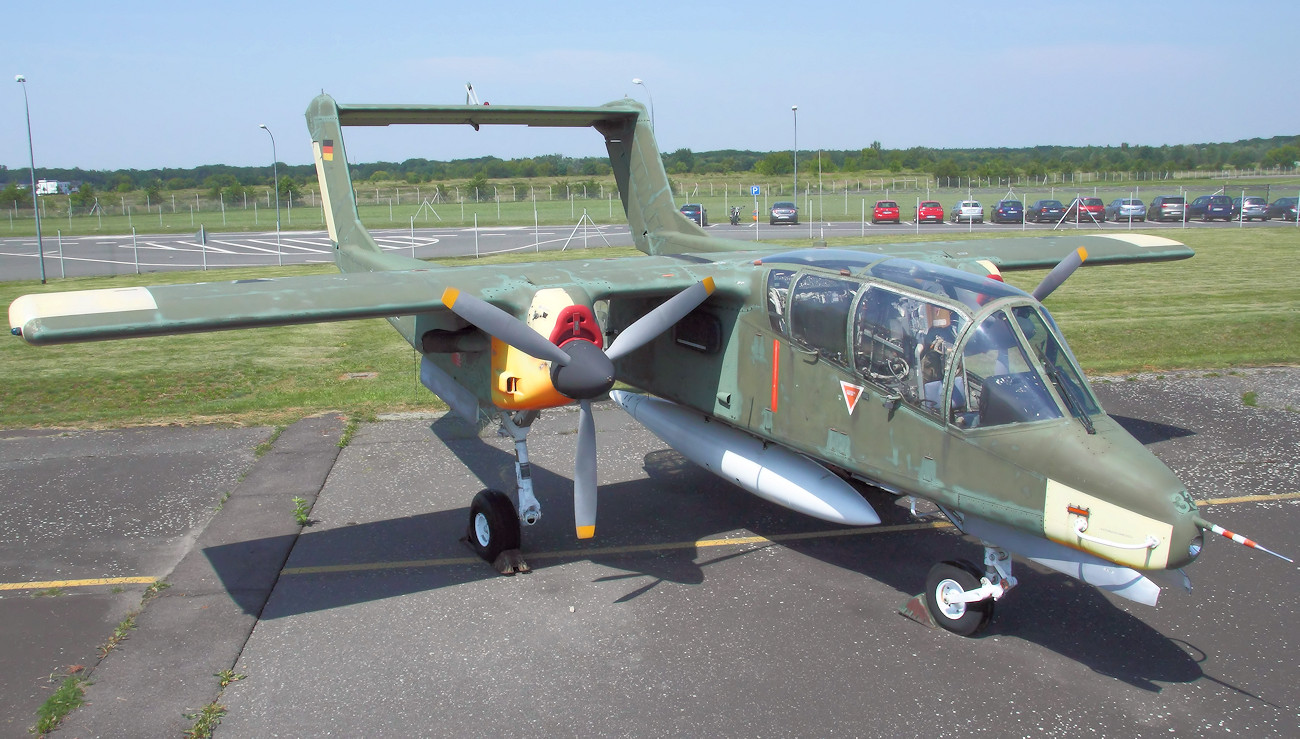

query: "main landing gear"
(904, 545), (1018, 636)
(464, 411), (540, 574)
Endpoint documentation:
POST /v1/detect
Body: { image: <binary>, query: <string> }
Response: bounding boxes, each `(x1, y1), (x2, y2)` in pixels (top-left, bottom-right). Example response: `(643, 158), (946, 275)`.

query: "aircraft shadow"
(1108, 414), (1197, 444)
(203, 424), (1203, 693)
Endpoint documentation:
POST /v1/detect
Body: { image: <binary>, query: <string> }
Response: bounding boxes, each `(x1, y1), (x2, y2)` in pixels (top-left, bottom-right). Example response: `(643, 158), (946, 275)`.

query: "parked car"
(1265, 197), (1298, 221)
(769, 201), (798, 225)
(950, 200), (983, 223)
(990, 200), (1023, 224)
(679, 203), (708, 226)
(872, 200), (901, 224)
(1105, 198), (1146, 222)
(1231, 196), (1268, 221)
(1187, 195), (1233, 221)
(1025, 199), (1065, 223)
(916, 201), (944, 223)
(1148, 195), (1185, 222)
(1064, 197), (1106, 222)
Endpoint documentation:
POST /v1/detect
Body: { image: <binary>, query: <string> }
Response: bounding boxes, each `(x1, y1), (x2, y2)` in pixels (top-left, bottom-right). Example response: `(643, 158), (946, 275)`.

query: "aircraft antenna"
(1195, 517), (1293, 563)
(466, 83), (481, 105)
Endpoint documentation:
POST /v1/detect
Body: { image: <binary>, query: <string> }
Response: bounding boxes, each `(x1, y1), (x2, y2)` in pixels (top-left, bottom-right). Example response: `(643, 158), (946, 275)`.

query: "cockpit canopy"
(763, 250), (1101, 430)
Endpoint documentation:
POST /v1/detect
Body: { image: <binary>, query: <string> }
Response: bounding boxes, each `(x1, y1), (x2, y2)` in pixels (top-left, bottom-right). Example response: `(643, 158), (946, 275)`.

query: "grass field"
(0, 228), (1295, 429)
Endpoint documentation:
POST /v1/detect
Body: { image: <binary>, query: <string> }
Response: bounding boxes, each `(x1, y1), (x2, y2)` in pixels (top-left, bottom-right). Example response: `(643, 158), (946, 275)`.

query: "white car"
(951, 200), (983, 224)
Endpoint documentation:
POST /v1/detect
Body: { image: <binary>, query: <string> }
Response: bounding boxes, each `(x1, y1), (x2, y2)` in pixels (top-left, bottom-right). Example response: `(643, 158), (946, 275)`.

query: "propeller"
(441, 278), (716, 538)
(1031, 246), (1088, 302)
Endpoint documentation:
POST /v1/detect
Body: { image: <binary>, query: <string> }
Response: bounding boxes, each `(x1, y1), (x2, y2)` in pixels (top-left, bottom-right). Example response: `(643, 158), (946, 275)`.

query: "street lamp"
(632, 78), (654, 131)
(16, 74), (45, 284)
(258, 123), (282, 265)
(791, 105), (798, 203)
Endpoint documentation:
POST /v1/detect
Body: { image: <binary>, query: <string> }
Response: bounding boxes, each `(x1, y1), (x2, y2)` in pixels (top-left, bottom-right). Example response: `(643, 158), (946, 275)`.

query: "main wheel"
(467, 489), (520, 562)
(924, 560), (994, 636)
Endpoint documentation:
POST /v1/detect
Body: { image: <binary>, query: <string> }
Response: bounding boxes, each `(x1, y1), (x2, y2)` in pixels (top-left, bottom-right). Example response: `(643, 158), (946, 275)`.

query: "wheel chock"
(493, 549), (531, 575)
(898, 593), (938, 628)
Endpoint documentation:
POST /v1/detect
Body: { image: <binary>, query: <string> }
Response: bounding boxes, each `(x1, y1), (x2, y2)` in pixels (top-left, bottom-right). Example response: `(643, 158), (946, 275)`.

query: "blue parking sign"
(751, 186), (760, 196)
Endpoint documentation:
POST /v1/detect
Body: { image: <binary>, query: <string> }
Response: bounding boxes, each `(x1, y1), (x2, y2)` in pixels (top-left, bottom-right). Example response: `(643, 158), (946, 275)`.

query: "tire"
(467, 489), (520, 562)
(924, 560), (994, 636)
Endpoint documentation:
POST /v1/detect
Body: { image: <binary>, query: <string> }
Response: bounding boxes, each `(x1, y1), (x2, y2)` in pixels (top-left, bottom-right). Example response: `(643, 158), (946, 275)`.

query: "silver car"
(1232, 196), (1267, 221)
(950, 200), (983, 224)
(1105, 198), (1146, 222)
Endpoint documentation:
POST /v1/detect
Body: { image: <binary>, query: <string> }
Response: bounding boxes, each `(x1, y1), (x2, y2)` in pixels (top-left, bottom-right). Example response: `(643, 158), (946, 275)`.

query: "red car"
(916, 201), (944, 223)
(872, 200), (901, 224)
(1064, 197), (1106, 223)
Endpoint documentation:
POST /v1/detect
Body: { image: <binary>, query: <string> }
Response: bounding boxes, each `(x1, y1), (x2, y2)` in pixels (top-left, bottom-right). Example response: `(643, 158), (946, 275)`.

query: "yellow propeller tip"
(702, 276), (716, 294)
(440, 287), (460, 308)
(576, 525), (595, 539)
(1077, 246), (1088, 261)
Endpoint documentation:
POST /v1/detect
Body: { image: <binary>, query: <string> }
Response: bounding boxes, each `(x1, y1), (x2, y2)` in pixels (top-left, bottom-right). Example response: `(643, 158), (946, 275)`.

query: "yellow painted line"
(1198, 492), (1300, 506)
(0, 576), (157, 592)
(280, 493), (1300, 579)
(281, 521), (955, 577)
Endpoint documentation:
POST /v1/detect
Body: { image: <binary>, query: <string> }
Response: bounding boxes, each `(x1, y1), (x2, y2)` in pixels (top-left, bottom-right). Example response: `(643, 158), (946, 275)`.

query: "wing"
(8, 256), (722, 347)
(866, 233), (1193, 272)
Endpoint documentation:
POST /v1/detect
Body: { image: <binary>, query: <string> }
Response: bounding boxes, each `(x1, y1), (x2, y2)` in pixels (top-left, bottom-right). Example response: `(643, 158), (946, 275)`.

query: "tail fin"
(304, 93), (725, 268)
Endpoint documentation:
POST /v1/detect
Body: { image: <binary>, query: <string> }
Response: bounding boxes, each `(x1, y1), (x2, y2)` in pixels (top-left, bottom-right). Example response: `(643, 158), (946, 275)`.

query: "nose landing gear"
(902, 545), (1018, 636)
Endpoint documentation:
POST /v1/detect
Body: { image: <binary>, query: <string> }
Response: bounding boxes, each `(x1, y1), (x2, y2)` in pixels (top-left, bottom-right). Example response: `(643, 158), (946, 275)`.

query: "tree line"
(3, 134), (1297, 209)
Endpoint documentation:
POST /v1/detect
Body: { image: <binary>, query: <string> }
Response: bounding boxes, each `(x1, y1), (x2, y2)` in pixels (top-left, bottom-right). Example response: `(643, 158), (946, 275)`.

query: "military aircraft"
(9, 93), (1288, 636)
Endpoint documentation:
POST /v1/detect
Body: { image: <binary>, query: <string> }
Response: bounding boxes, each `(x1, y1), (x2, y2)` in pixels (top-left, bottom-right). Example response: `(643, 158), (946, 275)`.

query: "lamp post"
(791, 105), (798, 203)
(632, 78), (654, 131)
(16, 74), (45, 284)
(258, 123), (282, 265)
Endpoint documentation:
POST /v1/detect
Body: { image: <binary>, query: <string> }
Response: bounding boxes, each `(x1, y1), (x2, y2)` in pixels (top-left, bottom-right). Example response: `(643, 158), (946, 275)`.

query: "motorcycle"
(729, 206), (741, 225)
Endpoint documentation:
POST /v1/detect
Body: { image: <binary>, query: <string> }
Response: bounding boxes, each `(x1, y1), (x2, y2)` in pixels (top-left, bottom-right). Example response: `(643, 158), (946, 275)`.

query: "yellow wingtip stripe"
(576, 525), (595, 539)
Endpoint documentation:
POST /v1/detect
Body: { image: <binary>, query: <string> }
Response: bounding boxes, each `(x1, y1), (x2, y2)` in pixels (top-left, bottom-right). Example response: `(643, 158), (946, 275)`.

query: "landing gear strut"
(464, 411), (543, 573)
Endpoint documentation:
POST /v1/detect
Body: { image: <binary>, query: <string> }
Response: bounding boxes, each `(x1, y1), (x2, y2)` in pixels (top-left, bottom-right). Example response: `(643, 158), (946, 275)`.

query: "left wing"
(8, 256), (722, 346)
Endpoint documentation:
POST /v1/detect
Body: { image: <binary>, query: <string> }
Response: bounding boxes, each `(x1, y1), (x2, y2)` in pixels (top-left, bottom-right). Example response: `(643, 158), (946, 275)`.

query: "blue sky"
(3, 1), (1297, 171)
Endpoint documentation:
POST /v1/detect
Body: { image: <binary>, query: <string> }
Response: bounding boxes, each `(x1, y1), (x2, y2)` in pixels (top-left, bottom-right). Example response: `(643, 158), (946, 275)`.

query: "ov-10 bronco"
(9, 93), (1288, 635)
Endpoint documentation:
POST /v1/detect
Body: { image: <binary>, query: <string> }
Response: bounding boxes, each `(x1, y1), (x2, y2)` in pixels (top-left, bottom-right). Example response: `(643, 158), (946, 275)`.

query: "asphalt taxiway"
(2, 370), (1297, 737)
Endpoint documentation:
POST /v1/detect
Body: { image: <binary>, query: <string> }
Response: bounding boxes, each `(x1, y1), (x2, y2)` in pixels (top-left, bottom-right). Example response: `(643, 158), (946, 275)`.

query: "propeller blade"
(574, 399), (597, 539)
(440, 288), (571, 365)
(606, 277), (716, 361)
(1031, 247), (1088, 302)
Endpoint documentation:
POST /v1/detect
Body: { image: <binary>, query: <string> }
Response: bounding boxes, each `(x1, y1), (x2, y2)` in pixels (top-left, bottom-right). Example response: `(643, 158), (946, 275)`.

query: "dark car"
(991, 200), (1023, 224)
(1265, 197), (1298, 221)
(1231, 196), (1268, 221)
(769, 201), (799, 225)
(1064, 197), (1106, 223)
(679, 203), (708, 226)
(1187, 195), (1233, 221)
(1026, 199), (1065, 223)
(1148, 195), (1185, 222)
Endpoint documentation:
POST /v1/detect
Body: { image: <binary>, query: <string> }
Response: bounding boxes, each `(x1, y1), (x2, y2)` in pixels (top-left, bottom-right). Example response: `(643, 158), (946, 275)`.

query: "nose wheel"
(466, 489), (521, 563)
(924, 560), (995, 636)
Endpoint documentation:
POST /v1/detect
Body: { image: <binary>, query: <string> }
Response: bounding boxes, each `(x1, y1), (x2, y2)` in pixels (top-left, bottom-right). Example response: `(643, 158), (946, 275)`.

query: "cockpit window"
(853, 286), (967, 416)
(865, 258), (1026, 312)
(788, 274), (857, 365)
(951, 309), (1061, 428)
(766, 268), (796, 333)
(1011, 305), (1100, 420)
